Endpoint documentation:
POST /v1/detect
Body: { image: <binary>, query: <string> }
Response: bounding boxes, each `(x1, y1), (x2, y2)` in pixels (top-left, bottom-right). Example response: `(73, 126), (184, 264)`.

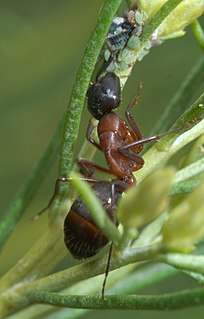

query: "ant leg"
(119, 117), (203, 152)
(86, 119), (102, 151)
(118, 149), (144, 167)
(35, 174), (103, 219)
(76, 158), (96, 178)
(125, 81), (143, 140)
(57, 176), (103, 185)
(101, 180), (120, 301)
(34, 179), (61, 219)
(102, 242), (113, 301)
(76, 159), (113, 176)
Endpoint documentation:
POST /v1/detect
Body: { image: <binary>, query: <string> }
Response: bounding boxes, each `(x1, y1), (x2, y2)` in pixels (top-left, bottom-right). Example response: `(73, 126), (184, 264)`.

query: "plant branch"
(158, 253), (204, 274)
(7, 263), (177, 319)
(174, 157), (204, 183)
(0, 243), (163, 317)
(28, 286), (204, 310)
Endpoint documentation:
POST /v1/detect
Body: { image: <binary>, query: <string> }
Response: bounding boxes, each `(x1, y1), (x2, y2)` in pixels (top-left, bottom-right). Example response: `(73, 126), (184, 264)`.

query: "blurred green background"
(0, 1), (204, 318)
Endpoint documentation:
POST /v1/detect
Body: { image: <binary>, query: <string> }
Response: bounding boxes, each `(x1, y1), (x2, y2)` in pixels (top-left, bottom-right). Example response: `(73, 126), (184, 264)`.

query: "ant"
(63, 72), (201, 298)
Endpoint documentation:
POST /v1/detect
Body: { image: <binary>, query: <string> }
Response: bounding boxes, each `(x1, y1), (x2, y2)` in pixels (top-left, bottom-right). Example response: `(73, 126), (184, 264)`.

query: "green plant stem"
(28, 243), (163, 292)
(4, 263), (177, 319)
(148, 56), (204, 138)
(159, 253), (204, 274)
(28, 286), (204, 310)
(192, 19), (204, 52)
(0, 243), (163, 317)
(0, 121), (62, 250)
(174, 157), (204, 183)
(139, 0), (184, 44)
(59, 0), (122, 178)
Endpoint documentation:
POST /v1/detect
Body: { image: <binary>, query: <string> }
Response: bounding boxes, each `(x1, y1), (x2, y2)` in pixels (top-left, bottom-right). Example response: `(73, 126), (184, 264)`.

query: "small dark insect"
(106, 16), (134, 52)
(64, 179), (127, 259)
(106, 4), (144, 53)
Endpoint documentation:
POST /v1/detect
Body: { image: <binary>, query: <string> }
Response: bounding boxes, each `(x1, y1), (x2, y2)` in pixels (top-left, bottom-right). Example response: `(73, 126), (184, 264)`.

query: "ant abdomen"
(64, 180), (125, 259)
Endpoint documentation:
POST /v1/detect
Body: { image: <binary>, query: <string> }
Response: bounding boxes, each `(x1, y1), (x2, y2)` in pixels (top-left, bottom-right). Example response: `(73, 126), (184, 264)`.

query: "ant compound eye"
(87, 73), (121, 120)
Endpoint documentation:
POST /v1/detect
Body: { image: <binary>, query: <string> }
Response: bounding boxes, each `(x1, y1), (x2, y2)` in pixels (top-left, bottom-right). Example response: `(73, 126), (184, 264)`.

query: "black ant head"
(87, 73), (121, 120)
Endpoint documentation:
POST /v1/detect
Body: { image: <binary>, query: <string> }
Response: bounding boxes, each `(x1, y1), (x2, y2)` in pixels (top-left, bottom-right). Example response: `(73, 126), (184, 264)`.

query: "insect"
(63, 71), (201, 296)
(106, 16), (134, 53)
(105, 4), (144, 54)
(63, 178), (127, 259)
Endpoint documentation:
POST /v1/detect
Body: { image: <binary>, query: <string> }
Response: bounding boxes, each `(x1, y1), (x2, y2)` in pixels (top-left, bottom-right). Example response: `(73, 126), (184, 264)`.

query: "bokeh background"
(0, 1), (203, 318)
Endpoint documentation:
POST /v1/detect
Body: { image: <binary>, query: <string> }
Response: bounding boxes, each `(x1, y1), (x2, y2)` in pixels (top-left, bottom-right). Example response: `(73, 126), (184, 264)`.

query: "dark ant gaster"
(64, 178), (127, 259)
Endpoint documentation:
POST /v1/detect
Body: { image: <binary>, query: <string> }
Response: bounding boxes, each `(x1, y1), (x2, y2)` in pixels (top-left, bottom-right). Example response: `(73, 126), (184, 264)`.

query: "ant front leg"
(86, 119), (102, 151)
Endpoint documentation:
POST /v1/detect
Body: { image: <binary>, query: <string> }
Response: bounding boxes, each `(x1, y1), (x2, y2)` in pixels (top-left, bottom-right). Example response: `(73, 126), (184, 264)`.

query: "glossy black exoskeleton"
(87, 73), (121, 120)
